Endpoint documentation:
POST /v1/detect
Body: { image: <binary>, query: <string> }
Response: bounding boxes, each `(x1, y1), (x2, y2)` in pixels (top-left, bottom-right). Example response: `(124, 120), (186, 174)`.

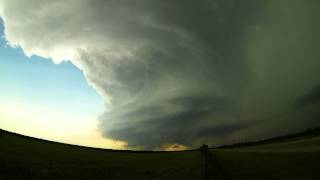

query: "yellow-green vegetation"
(1, 129), (320, 179)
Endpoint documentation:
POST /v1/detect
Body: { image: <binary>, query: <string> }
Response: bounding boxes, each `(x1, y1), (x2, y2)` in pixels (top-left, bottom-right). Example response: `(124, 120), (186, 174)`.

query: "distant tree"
(200, 144), (208, 151)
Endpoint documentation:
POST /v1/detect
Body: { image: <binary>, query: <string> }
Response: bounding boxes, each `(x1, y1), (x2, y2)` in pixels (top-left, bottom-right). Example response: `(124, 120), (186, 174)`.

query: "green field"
(1, 129), (320, 180)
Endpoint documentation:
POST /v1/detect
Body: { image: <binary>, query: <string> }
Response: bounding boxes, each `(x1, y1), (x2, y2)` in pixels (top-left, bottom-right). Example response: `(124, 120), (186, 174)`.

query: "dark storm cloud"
(293, 85), (320, 110)
(94, 0), (272, 148)
(1, 0), (320, 149)
(102, 96), (234, 147)
(195, 122), (254, 139)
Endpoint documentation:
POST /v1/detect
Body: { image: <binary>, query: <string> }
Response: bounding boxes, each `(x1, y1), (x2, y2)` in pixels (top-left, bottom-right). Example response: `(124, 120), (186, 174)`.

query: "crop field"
(1, 129), (320, 180)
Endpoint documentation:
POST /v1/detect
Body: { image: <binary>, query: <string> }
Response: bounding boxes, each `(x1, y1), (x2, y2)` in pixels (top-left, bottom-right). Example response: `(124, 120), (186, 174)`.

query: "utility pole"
(200, 144), (209, 180)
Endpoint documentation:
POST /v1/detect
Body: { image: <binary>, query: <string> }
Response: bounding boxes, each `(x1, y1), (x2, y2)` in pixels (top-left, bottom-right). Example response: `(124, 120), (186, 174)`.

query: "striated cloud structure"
(1, 0), (320, 149)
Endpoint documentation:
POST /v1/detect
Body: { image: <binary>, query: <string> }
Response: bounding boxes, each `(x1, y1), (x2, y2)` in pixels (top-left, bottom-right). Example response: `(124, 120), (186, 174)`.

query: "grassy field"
(1, 129), (320, 180)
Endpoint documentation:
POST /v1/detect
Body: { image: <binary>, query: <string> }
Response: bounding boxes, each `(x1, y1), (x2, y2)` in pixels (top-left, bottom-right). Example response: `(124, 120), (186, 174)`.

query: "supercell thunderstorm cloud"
(0, 0), (320, 149)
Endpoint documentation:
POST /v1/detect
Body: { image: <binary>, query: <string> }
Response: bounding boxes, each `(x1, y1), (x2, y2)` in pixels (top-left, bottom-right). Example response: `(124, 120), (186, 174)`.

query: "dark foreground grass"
(1, 129), (320, 179)
(208, 150), (320, 179)
(207, 135), (320, 179)
(0, 131), (202, 180)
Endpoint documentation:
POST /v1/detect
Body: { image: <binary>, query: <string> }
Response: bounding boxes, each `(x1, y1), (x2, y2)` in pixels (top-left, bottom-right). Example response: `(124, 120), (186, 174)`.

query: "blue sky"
(0, 19), (102, 111)
(0, 18), (120, 148)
